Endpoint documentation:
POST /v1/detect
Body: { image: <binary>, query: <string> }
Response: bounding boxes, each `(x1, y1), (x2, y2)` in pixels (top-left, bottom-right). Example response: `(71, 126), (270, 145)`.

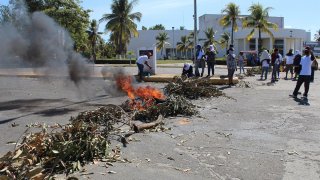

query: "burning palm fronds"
(164, 76), (225, 99)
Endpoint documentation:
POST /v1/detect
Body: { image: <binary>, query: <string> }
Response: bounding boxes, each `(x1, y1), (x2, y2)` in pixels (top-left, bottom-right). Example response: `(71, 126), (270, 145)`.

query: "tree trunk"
(258, 28), (262, 53)
(231, 21), (234, 45)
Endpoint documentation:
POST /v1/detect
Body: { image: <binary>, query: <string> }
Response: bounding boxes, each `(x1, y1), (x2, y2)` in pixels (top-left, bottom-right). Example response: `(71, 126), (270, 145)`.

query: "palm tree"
(219, 3), (240, 45)
(100, 0), (142, 56)
(187, 31), (197, 59)
(86, 19), (103, 62)
(176, 35), (189, 59)
(155, 32), (170, 58)
(219, 32), (230, 54)
(242, 3), (278, 52)
(314, 29), (320, 42)
(200, 27), (218, 49)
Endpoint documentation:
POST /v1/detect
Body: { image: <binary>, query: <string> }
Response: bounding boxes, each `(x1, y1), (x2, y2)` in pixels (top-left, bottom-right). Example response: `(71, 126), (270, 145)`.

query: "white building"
(128, 14), (311, 58)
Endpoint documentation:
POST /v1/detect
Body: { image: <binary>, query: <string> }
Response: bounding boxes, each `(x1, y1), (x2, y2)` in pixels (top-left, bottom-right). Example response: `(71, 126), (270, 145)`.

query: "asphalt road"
(0, 66), (319, 180)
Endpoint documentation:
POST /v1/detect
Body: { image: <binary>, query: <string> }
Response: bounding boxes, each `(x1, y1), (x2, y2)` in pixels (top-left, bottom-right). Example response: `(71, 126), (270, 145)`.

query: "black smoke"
(0, 0), (91, 85)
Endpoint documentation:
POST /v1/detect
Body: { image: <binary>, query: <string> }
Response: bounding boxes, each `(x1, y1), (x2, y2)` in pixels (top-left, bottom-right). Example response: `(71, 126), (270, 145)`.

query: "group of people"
(253, 46), (318, 98)
(137, 45), (318, 99)
(182, 44), (217, 78)
(182, 44), (243, 86)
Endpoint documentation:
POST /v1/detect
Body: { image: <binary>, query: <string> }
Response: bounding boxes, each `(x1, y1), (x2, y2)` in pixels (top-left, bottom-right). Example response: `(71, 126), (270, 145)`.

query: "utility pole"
(193, 0), (197, 63)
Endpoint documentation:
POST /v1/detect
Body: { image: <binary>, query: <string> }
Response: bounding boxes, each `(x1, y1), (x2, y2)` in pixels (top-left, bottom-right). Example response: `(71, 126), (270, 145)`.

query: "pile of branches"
(164, 76), (225, 99)
(0, 105), (128, 179)
(121, 95), (198, 122)
(70, 105), (130, 133)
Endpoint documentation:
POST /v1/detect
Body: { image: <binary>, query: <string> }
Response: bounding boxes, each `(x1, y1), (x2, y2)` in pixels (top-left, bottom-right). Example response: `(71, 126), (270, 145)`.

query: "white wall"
(127, 30), (192, 59)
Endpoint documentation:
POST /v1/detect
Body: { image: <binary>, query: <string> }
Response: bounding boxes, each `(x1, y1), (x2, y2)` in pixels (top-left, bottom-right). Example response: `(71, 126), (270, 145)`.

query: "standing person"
(205, 45), (216, 77)
(293, 50), (302, 81)
(136, 52), (152, 80)
(226, 46), (237, 86)
(285, 49), (295, 80)
(195, 44), (205, 77)
(271, 48), (282, 82)
(237, 51), (245, 74)
(305, 46), (317, 82)
(291, 48), (314, 98)
(259, 50), (271, 80)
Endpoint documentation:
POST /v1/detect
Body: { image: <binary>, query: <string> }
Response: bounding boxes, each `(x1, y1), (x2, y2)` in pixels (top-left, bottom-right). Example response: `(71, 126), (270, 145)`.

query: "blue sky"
(2, 0), (320, 40)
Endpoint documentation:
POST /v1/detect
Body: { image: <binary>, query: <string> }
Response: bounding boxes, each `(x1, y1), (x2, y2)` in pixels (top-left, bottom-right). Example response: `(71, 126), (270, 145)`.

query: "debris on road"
(164, 76), (225, 99)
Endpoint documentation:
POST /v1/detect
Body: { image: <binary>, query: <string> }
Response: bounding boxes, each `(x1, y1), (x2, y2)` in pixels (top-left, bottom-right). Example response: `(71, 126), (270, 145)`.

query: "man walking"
(291, 48), (313, 99)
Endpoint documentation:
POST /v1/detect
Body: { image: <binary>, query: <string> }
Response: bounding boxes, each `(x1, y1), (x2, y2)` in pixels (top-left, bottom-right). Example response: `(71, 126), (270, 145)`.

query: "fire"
(116, 74), (166, 110)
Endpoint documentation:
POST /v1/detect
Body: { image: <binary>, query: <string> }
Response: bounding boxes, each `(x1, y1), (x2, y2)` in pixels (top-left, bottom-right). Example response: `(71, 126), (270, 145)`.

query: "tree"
(86, 19), (103, 62)
(176, 35), (189, 59)
(24, 0), (91, 52)
(149, 24), (165, 30)
(179, 26), (185, 30)
(219, 2), (240, 46)
(200, 27), (218, 49)
(242, 3), (278, 52)
(219, 32), (230, 54)
(155, 32), (170, 58)
(187, 32), (195, 59)
(142, 26), (147, 30)
(314, 29), (320, 42)
(0, 5), (12, 24)
(100, 0), (141, 57)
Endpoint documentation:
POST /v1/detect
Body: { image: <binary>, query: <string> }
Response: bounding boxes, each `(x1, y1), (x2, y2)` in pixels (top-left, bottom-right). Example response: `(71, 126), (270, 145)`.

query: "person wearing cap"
(182, 63), (194, 78)
(226, 46), (237, 86)
(291, 48), (313, 98)
(136, 52), (152, 80)
(195, 44), (205, 77)
(284, 49), (294, 80)
(205, 45), (216, 77)
(293, 50), (302, 81)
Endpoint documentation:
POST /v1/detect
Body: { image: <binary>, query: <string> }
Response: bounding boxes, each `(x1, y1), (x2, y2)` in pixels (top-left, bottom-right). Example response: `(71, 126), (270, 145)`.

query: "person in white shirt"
(259, 50), (271, 80)
(285, 49), (294, 80)
(291, 48), (313, 98)
(136, 52), (152, 80)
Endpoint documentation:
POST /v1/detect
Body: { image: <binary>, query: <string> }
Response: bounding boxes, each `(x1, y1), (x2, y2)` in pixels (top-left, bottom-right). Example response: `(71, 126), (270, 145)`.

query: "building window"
(274, 39), (284, 55)
(249, 39), (256, 50)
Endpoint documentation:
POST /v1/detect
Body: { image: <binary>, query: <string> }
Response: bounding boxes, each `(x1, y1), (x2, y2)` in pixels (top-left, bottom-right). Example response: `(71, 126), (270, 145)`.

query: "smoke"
(0, 0), (91, 86)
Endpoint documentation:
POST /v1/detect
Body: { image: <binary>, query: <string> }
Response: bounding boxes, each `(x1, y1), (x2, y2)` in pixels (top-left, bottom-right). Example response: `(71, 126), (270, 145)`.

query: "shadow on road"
(0, 95), (110, 124)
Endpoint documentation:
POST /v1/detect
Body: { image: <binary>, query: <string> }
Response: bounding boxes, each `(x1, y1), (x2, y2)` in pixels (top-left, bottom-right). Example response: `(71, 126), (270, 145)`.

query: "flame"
(116, 74), (165, 110)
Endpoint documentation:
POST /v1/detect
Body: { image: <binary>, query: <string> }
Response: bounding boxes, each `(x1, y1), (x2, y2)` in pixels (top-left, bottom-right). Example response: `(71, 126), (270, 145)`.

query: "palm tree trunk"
(231, 20), (234, 45)
(119, 23), (123, 58)
(258, 28), (262, 53)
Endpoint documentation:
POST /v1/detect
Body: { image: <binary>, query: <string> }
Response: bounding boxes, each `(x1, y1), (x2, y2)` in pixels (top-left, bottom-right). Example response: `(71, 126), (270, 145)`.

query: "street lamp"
(172, 27), (175, 59)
